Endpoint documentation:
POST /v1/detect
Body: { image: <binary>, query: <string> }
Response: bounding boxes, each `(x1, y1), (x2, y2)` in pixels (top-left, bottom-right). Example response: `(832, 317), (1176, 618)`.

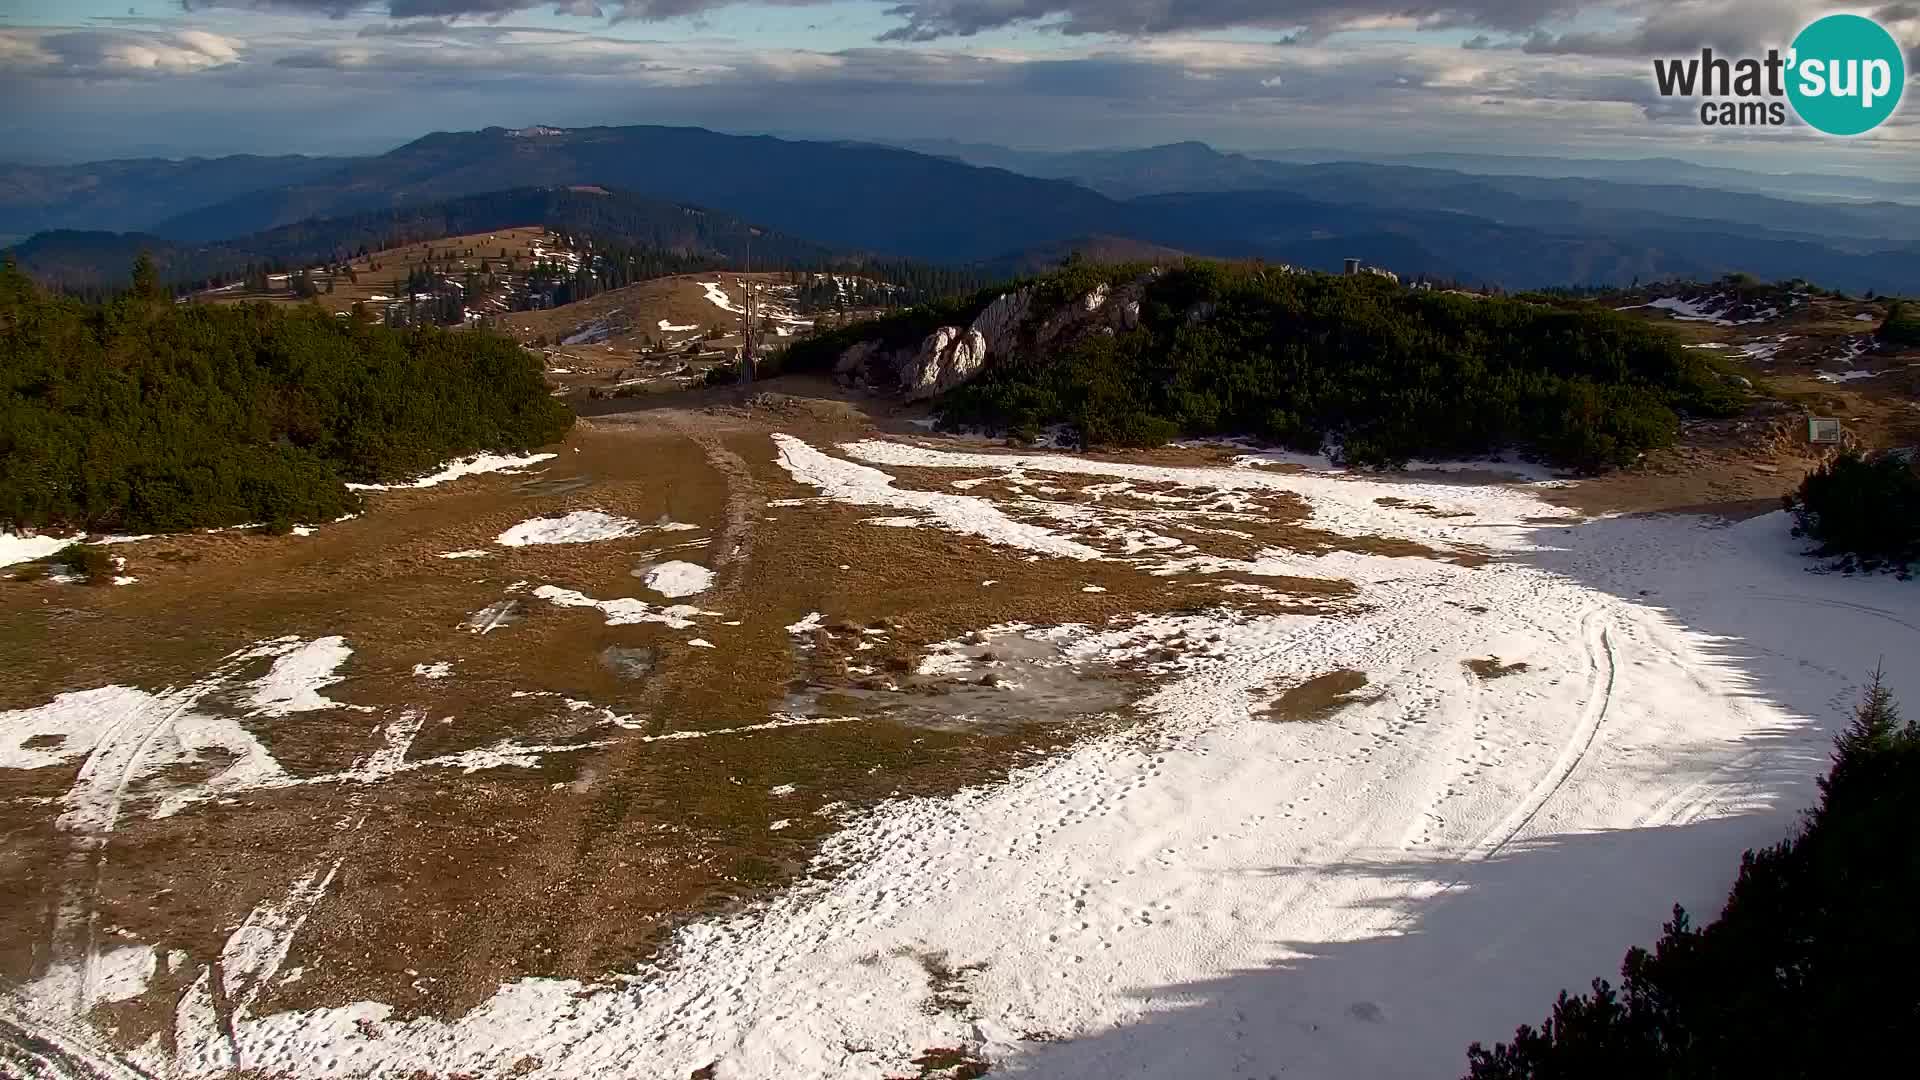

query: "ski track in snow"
(6, 436), (1918, 1080)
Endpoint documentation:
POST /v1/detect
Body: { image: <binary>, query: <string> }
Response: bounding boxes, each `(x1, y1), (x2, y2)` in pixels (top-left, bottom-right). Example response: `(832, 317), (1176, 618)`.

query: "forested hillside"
(6, 187), (833, 294)
(0, 153), (354, 237)
(797, 260), (1743, 471)
(6, 186), (1003, 306)
(0, 260), (571, 532)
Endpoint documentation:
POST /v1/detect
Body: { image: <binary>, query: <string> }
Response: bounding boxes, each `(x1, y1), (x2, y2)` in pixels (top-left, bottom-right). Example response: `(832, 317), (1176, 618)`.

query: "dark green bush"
(1878, 300), (1920, 347)
(1787, 451), (1920, 571)
(1464, 676), (1920, 1078)
(932, 262), (1734, 471)
(51, 543), (113, 584)
(0, 261), (573, 532)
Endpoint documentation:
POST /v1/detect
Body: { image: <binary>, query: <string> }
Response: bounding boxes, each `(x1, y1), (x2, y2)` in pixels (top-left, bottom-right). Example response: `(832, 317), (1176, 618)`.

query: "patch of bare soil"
(1258, 670), (1372, 723)
(1570, 291), (1920, 518)
(1465, 657), (1530, 680)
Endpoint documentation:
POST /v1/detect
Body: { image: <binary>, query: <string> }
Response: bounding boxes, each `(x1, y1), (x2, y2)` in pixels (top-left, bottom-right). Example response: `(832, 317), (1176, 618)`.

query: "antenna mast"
(741, 230), (755, 386)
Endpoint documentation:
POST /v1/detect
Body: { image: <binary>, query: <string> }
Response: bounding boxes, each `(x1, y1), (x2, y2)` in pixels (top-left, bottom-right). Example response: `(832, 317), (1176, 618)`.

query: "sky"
(1, 1), (1915, 177)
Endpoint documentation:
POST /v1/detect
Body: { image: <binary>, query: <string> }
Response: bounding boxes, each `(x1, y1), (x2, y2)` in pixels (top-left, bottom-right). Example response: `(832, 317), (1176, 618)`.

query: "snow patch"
(243, 636), (360, 717)
(497, 511), (643, 547)
(92, 945), (157, 1004)
(347, 453), (556, 492)
(531, 585), (716, 630)
(0, 530), (83, 568)
(772, 435), (1104, 561)
(641, 561), (715, 598)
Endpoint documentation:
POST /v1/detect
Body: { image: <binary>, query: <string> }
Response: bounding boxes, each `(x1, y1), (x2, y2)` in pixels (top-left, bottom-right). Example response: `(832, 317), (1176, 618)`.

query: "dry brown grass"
(1259, 670), (1371, 722)
(2, 406), (1377, 1035)
(1465, 657), (1530, 680)
(4, 390), (1571, 1044)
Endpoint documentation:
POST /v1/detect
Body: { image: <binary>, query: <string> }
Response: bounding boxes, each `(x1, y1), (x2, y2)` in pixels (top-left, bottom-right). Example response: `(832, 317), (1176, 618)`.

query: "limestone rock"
(900, 326), (988, 402)
(835, 339), (882, 377)
(969, 288), (1033, 359)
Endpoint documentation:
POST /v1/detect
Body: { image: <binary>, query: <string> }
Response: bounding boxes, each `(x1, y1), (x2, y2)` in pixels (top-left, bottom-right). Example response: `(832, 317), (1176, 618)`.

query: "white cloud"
(0, 29), (245, 77)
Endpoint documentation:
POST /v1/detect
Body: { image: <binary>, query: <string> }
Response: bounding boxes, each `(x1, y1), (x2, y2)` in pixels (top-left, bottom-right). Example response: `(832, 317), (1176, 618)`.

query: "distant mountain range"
(5, 125), (1917, 295)
(897, 138), (1920, 206)
(7, 187), (839, 292)
(0, 154), (354, 237)
(896, 139), (1920, 250)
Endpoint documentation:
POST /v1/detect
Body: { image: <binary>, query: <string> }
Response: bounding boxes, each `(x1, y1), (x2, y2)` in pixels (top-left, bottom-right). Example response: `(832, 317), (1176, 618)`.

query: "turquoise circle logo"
(1787, 14), (1905, 135)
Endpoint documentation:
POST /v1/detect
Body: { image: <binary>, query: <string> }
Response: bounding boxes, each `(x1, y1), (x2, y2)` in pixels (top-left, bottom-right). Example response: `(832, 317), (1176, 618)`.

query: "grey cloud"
(181, 1), (587, 17)
(180, 0), (361, 16)
(873, 1), (1586, 42)
(179, 1), (1598, 39)
(274, 49), (345, 66)
(11, 27), (244, 76)
(357, 18), (454, 36)
(1521, 1), (1814, 57)
(387, 0), (557, 15)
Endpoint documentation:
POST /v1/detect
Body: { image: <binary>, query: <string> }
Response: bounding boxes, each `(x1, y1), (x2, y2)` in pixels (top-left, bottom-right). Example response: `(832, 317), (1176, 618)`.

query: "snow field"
(7, 435), (1916, 1080)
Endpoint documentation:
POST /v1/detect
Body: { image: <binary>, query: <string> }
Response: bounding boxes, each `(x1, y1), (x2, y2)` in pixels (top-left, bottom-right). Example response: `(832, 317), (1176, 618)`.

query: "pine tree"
(131, 253), (166, 302)
(1822, 664), (1908, 802)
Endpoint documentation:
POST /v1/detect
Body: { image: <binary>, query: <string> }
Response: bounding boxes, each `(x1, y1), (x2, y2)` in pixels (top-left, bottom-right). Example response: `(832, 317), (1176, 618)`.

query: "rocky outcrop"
(901, 327), (988, 402)
(833, 271), (1157, 400)
(969, 288), (1033, 359)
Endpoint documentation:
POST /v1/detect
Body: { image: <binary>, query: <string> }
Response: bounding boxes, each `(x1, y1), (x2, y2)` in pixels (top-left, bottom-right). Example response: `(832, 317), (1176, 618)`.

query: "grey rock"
(900, 326), (989, 401)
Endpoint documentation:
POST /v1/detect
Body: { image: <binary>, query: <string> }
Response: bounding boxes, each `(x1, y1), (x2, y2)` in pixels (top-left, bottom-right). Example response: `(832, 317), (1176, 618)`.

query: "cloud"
(2, 0), (1906, 166)
(1520, 1), (1831, 57)
(1, 28), (243, 76)
(357, 19), (455, 36)
(872, 1), (1588, 42)
(175, 1), (1603, 39)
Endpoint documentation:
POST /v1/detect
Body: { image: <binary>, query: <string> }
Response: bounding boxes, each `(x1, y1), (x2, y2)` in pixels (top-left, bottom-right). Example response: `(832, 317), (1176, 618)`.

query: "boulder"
(900, 326), (988, 401)
(834, 339), (883, 380)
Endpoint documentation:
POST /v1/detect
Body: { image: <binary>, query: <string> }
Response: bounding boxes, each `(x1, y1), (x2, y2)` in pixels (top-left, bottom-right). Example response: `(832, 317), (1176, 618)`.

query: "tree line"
(789, 259), (1744, 472)
(0, 258), (573, 533)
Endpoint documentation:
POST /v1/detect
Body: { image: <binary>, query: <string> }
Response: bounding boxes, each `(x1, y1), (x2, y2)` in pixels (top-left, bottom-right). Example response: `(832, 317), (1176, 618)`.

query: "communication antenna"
(742, 227), (762, 385)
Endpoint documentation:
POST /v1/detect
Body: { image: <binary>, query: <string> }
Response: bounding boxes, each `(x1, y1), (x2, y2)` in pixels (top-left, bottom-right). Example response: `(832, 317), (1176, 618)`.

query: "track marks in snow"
(1472, 606), (1618, 861)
